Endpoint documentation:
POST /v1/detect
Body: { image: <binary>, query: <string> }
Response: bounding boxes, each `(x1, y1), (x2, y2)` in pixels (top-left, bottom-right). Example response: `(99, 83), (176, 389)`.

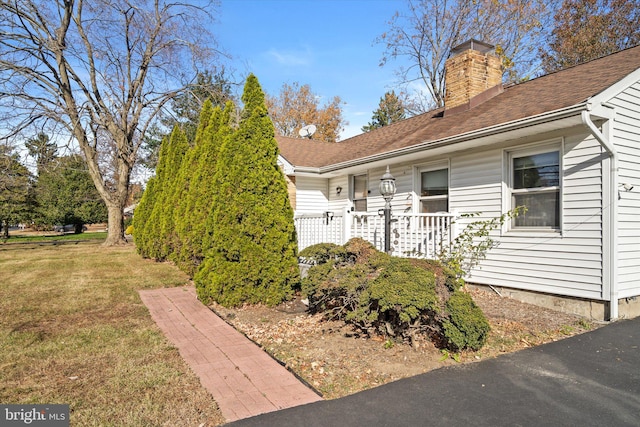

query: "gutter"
(581, 110), (618, 321)
(297, 103), (589, 174)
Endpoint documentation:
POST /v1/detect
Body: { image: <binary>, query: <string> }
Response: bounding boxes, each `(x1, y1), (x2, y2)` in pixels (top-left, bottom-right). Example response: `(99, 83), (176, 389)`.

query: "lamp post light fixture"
(379, 166), (396, 254)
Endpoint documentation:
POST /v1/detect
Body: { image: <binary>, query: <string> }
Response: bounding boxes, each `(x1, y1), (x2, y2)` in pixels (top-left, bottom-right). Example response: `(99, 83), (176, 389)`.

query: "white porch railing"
(295, 210), (458, 259)
(294, 212), (345, 250)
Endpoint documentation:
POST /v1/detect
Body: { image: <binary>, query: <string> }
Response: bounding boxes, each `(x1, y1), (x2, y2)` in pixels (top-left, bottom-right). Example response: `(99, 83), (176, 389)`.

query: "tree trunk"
(104, 202), (127, 245)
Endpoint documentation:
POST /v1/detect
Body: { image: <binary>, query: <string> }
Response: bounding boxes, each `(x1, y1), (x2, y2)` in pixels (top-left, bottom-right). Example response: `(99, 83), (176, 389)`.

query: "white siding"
(308, 134), (608, 300)
(450, 150), (502, 220)
(295, 176), (329, 213)
(455, 135), (606, 301)
(328, 175), (350, 211)
(609, 81), (640, 298)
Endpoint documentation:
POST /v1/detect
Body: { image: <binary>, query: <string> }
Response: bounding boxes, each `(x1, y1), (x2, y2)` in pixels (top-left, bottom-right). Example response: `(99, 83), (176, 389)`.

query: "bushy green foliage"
(354, 257), (437, 335)
(134, 128), (189, 260)
(33, 155), (107, 231)
(194, 74), (299, 307)
(365, 258), (437, 323)
(442, 290), (491, 351)
(155, 128), (189, 260)
(303, 238), (438, 340)
(132, 174), (157, 257)
(171, 100), (218, 274)
(409, 258), (460, 292)
(298, 242), (346, 264)
(181, 102), (235, 275)
(303, 238), (490, 350)
(0, 147), (33, 238)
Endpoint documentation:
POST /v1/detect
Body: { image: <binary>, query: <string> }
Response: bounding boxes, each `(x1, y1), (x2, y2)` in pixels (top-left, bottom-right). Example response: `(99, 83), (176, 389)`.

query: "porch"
(294, 210), (458, 259)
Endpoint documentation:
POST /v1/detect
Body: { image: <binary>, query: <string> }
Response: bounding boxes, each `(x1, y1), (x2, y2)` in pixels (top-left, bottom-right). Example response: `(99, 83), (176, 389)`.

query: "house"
(276, 40), (640, 322)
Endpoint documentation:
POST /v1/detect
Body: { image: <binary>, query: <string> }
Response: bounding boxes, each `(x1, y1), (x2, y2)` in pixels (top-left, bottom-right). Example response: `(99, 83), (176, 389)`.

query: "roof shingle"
(278, 45), (640, 169)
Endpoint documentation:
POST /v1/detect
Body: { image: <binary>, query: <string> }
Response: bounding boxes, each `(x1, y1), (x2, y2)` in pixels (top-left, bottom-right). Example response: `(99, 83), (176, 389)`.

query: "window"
(351, 174), (368, 212)
(511, 150), (560, 229)
(420, 168), (449, 213)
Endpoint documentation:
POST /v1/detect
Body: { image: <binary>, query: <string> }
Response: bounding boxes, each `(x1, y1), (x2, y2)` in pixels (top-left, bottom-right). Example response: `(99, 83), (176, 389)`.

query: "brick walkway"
(139, 286), (322, 422)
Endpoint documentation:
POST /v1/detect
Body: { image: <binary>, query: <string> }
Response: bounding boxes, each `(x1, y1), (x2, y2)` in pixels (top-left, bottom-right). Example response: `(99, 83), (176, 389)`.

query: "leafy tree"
(0, 1), (219, 245)
(34, 155), (108, 233)
(195, 74), (299, 307)
(540, 0), (640, 73)
(362, 91), (407, 132)
(25, 133), (57, 176)
(0, 146), (33, 238)
(377, 0), (552, 112)
(266, 82), (347, 142)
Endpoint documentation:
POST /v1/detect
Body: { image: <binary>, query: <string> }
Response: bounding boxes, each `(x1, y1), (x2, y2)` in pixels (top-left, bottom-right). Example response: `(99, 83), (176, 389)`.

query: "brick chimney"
(444, 39), (502, 112)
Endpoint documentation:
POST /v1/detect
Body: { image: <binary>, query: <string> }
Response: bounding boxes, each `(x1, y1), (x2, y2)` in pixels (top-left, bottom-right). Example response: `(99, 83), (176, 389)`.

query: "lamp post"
(379, 166), (396, 254)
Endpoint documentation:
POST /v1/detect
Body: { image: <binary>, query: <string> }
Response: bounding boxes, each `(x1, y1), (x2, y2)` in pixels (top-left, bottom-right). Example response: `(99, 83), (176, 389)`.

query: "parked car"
(53, 224), (87, 233)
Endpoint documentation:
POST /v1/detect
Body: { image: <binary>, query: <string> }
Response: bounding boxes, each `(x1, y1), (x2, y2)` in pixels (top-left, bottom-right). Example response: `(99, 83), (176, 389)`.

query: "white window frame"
(413, 161), (450, 213)
(350, 173), (369, 212)
(506, 141), (563, 232)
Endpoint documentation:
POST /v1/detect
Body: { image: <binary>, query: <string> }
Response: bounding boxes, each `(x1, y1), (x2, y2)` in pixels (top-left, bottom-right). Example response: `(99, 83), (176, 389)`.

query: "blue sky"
(214, 0), (410, 139)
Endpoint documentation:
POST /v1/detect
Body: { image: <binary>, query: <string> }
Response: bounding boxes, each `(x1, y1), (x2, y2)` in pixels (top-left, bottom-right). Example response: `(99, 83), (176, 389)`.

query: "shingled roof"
(277, 45), (640, 170)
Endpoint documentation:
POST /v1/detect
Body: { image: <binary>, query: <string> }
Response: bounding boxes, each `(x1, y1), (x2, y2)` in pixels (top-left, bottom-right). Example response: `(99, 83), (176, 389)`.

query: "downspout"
(581, 110), (618, 321)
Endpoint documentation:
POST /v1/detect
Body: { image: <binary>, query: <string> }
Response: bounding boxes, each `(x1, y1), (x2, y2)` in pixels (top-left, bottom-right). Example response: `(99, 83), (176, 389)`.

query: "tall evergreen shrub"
(133, 134), (170, 258)
(195, 74), (299, 307)
(174, 101), (234, 275)
(146, 126), (189, 260)
(171, 101), (215, 271)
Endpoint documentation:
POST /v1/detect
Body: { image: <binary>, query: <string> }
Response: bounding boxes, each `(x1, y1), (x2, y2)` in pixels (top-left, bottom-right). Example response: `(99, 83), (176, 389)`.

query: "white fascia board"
(277, 154), (295, 175)
(587, 67), (640, 116)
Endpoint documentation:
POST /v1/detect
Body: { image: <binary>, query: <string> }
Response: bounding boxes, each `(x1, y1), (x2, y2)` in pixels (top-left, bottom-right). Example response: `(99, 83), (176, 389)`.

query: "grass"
(1, 231), (108, 244)
(0, 242), (225, 426)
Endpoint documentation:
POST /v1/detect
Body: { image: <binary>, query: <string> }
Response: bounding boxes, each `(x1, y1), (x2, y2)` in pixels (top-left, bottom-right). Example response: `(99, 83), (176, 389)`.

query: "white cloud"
(265, 46), (313, 67)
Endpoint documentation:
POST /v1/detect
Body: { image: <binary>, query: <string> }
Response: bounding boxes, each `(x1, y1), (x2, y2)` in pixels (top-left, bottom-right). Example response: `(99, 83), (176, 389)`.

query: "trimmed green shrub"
(353, 257), (437, 338)
(298, 243), (346, 264)
(409, 258), (461, 292)
(302, 238), (490, 350)
(303, 238), (438, 341)
(442, 290), (491, 351)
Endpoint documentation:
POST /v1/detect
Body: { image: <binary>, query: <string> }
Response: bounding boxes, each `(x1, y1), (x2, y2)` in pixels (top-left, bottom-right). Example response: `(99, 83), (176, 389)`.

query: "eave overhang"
(290, 102), (590, 178)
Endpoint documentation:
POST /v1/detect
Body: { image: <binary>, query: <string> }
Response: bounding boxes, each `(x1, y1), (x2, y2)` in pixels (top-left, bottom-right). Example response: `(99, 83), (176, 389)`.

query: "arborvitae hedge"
(171, 100), (215, 272)
(174, 101), (234, 275)
(132, 174), (156, 257)
(193, 102), (235, 266)
(147, 126), (189, 260)
(133, 132), (171, 258)
(194, 74), (299, 307)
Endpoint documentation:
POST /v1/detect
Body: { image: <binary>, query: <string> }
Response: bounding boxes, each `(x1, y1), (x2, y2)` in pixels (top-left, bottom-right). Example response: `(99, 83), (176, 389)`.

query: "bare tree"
(378, 0), (553, 112)
(0, 0), (219, 245)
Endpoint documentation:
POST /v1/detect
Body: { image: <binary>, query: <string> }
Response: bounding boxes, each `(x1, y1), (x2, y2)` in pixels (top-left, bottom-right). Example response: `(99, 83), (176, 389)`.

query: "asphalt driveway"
(228, 316), (640, 427)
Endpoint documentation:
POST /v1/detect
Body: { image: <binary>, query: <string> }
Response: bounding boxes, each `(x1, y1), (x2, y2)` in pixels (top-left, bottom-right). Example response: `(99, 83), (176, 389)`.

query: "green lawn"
(0, 242), (225, 426)
(1, 231), (107, 243)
